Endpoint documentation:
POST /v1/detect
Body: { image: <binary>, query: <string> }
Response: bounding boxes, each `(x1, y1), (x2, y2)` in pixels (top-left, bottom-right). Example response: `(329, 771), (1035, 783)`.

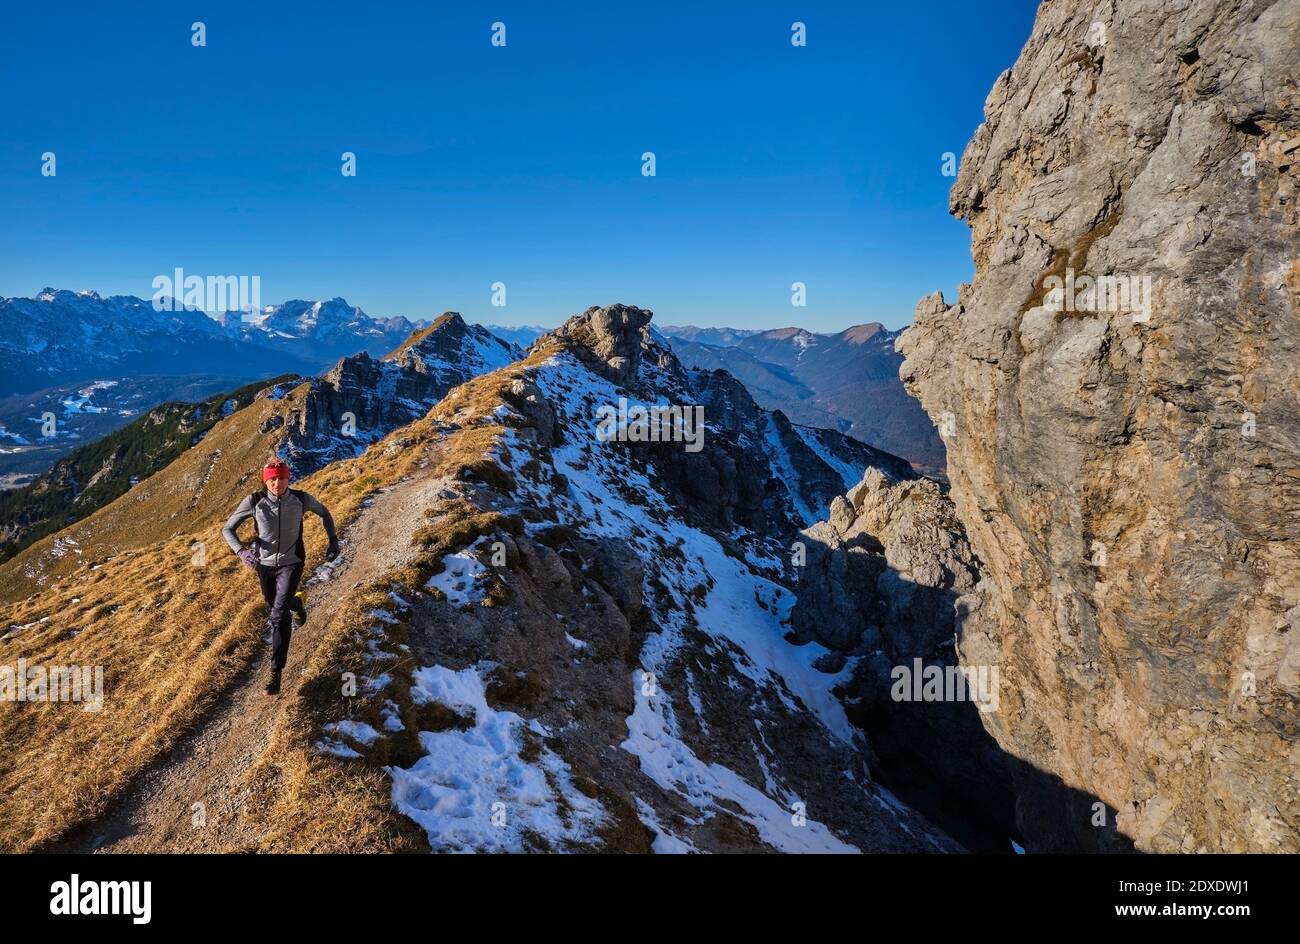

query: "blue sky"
(0, 1), (1040, 331)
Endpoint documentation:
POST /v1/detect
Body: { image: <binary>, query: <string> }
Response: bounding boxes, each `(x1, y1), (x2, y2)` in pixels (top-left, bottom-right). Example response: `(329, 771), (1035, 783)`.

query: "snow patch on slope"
(425, 537), (490, 606)
(623, 674), (858, 853)
(529, 357), (855, 741)
(763, 414), (821, 523)
(390, 664), (606, 852)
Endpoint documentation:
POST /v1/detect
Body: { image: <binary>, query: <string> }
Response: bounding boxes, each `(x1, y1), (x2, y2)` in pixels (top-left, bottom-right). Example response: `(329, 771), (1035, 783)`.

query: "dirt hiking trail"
(53, 452), (452, 853)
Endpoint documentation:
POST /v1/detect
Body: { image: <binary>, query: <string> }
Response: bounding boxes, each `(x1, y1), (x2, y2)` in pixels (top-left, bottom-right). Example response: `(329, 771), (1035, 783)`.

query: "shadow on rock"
(791, 468), (1136, 853)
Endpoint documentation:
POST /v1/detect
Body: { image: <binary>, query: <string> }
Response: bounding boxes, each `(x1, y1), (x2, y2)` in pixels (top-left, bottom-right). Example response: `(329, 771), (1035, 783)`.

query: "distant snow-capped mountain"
(229, 297), (427, 361)
(0, 289), (451, 478)
(0, 289), (274, 396)
(0, 289), (430, 398)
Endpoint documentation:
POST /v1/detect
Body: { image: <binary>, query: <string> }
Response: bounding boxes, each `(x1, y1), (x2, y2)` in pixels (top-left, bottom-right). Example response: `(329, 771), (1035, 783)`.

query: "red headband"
(262, 461), (290, 482)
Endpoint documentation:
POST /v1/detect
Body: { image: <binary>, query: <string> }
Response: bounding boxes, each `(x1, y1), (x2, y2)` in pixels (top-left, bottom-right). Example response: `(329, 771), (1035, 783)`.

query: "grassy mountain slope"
(0, 378), (319, 604)
(0, 377), (450, 850)
(0, 375), (299, 564)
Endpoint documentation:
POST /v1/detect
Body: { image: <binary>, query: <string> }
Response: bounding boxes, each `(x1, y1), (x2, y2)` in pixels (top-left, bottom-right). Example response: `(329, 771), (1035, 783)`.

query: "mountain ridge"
(0, 302), (948, 853)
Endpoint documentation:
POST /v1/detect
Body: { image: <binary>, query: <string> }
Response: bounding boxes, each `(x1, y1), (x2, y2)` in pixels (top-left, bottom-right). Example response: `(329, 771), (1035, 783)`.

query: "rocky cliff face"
(898, 0), (1300, 851)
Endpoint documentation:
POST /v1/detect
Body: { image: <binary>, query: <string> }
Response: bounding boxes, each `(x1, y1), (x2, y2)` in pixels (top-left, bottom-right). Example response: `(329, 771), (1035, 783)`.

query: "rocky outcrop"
(281, 313), (522, 472)
(538, 305), (919, 540)
(792, 470), (977, 653)
(501, 378), (556, 449)
(541, 304), (660, 387)
(282, 352), (432, 469)
(898, 0), (1300, 851)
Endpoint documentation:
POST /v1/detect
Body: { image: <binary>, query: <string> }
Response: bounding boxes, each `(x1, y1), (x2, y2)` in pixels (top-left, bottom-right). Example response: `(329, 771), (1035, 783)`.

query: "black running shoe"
(264, 667), (282, 696)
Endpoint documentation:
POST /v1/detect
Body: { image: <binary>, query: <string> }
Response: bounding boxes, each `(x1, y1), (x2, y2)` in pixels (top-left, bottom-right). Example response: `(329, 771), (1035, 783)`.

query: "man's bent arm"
(302, 492), (338, 544)
(223, 495), (256, 554)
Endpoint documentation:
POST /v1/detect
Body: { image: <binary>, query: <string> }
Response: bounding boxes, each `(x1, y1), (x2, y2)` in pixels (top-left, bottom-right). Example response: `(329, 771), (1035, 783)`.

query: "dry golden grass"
(0, 381), (353, 850)
(237, 353), (637, 851)
(240, 501), (521, 852)
(0, 351), (550, 851)
(0, 534), (261, 851)
(240, 574), (436, 853)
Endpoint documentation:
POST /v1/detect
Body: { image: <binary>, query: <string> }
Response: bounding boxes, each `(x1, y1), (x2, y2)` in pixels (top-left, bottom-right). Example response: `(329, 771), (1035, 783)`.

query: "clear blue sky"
(0, 1), (1040, 331)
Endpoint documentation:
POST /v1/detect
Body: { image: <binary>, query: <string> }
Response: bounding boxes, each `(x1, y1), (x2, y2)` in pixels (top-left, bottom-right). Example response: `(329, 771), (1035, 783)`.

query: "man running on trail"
(223, 458), (339, 695)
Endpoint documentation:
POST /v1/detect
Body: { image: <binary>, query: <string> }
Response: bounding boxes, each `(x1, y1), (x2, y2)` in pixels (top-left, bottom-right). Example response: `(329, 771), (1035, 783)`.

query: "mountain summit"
(278, 312), (522, 473)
